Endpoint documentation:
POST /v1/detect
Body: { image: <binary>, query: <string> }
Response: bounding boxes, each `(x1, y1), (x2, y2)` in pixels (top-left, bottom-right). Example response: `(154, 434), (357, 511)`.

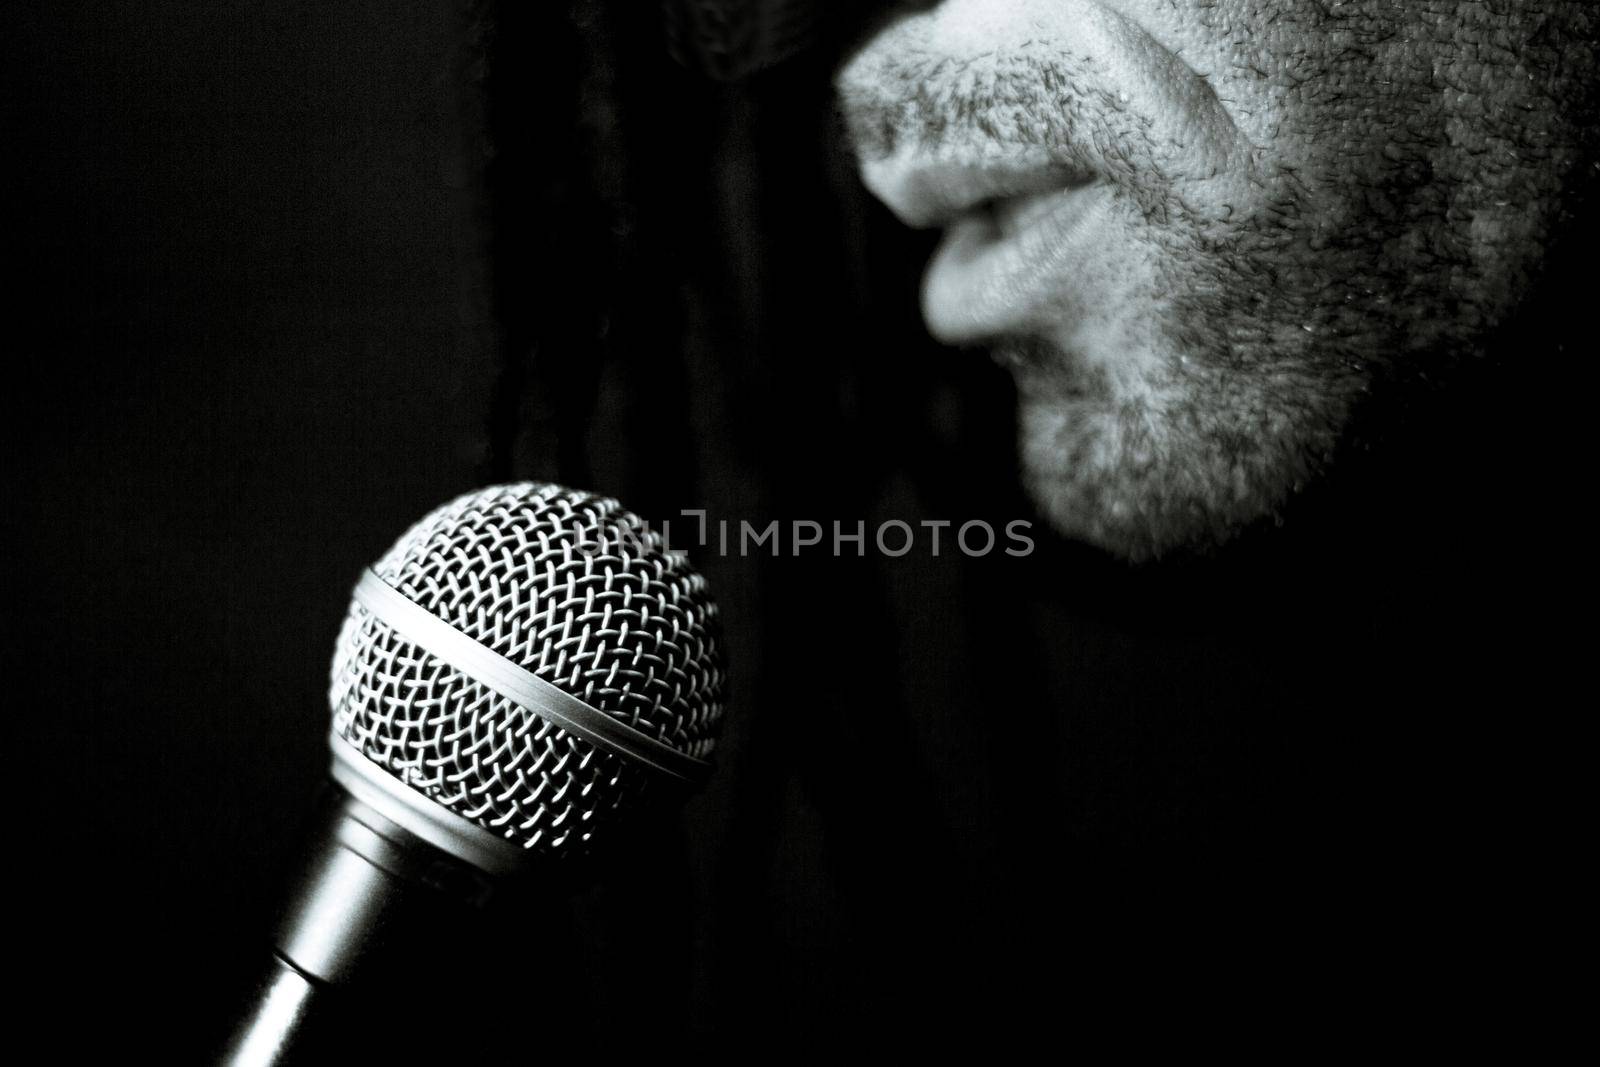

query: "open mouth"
(837, 0), (1253, 346)
(980, 178), (1099, 241)
(859, 152), (1093, 232)
(858, 151), (1115, 341)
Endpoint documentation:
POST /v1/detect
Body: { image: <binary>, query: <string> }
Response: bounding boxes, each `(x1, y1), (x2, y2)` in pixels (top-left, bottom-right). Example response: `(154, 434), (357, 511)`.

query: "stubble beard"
(990, 189), (1378, 562)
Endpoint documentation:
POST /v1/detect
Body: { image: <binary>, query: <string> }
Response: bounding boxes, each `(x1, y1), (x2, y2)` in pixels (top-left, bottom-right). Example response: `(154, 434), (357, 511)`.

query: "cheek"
(1111, 2), (1449, 182)
(1105, 0), (1323, 143)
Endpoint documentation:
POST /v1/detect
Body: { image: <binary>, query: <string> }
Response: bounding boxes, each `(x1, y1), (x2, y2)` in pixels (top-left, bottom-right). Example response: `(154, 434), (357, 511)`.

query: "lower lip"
(921, 182), (1114, 344)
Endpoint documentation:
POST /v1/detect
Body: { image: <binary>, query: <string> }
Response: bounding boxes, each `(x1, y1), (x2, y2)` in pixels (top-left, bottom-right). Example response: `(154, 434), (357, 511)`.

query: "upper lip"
(837, 0), (1248, 229)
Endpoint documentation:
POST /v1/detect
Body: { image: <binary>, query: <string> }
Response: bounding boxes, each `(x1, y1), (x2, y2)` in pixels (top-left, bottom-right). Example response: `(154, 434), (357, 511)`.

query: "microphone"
(223, 483), (727, 1065)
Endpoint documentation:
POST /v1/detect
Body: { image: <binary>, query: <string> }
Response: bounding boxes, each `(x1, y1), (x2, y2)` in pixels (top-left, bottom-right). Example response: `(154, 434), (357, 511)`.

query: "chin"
(1009, 348), (1353, 562)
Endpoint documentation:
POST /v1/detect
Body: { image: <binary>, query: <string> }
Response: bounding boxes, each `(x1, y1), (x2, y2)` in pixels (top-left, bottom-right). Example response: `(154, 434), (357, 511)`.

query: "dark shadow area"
(6, 0), (1589, 1055)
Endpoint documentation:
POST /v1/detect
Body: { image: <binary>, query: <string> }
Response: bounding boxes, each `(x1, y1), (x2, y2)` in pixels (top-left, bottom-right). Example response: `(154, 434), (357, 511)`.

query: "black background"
(8, 1), (1588, 1055)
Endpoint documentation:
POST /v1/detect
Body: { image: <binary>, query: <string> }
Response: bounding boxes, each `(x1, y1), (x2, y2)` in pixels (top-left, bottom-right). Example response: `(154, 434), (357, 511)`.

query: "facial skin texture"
(838, 1), (1596, 558)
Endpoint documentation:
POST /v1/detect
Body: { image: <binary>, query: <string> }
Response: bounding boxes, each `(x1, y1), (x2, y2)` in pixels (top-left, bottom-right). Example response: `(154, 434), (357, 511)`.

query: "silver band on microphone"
(351, 568), (712, 786)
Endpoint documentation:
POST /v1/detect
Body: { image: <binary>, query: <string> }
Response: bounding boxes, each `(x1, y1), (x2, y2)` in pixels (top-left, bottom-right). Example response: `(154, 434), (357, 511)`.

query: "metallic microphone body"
(225, 484), (727, 1065)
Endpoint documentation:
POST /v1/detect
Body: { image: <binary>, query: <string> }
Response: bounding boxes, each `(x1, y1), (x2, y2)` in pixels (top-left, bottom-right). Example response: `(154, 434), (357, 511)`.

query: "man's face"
(838, 0), (1592, 558)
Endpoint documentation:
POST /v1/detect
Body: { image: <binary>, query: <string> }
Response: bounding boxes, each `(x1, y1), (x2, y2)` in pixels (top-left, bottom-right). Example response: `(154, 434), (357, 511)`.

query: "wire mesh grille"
(330, 483), (725, 856)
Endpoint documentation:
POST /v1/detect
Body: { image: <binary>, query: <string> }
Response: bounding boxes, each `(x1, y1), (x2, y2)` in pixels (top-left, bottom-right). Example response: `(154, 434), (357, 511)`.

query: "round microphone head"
(328, 483), (726, 862)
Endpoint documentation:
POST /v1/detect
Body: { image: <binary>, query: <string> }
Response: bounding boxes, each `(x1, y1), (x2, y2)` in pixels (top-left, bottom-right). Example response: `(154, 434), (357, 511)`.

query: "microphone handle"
(221, 955), (320, 1067)
(220, 787), (497, 1066)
